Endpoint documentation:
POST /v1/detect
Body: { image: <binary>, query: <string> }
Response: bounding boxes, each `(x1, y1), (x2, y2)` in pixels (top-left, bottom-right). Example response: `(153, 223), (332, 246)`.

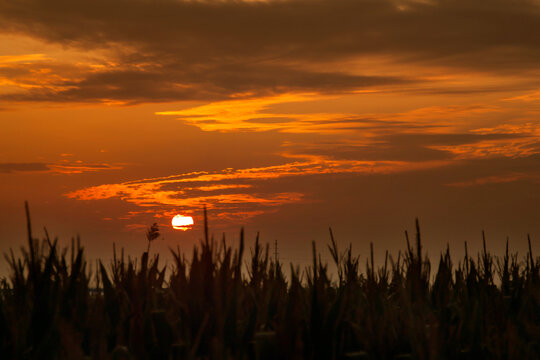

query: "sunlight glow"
(171, 214), (194, 231)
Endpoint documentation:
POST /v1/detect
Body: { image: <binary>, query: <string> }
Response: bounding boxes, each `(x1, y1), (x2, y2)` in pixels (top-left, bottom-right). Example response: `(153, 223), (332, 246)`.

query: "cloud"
(280, 131), (538, 163)
(2, 0), (539, 68)
(504, 89), (540, 102)
(0, 161), (123, 174)
(157, 96), (496, 133)
(66, 154), (448, 220)
(446, 172), (540, 187)
(0, 162), (49, 173)
(1, 0), (539, 104)
(47, 161), (123, 174)
(156, 93), (350, 132)
(0, 54), (47, 64)
(430, 139), (540, 159)
(0, 59), (411, 104)
(157, 94), (540, 162)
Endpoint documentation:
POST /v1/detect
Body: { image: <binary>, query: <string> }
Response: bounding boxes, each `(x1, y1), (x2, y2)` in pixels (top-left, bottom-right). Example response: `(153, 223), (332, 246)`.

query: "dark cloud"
(284, 131), (534, 162)
(443, 154), (540, 185)
(0, 162), (48, 173)
(409, 86), (535, 96)
(300, 143), (453, 162)
(303, 116), (440, 130)
(0, 63), (411, 104)
(380, 133), (530, 147)
(0, 161), (122, 174)
(2, 0), (539, 66)
(1, 0), (539, 103)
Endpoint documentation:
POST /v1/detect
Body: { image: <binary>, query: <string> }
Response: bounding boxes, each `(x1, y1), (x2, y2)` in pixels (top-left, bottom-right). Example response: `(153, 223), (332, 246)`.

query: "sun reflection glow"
(171, 214), (194, 231)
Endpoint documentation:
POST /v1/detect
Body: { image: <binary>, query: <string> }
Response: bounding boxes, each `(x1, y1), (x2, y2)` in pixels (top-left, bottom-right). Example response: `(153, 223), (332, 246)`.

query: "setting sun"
(2, 0), (539, 357)
(171, 214), (194, 231)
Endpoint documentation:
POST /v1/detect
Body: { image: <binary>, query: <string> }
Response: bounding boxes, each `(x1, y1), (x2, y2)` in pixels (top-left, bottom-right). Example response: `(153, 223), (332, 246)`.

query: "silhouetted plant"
(0, 204), (538, 359)
(146, 223), (160, 253)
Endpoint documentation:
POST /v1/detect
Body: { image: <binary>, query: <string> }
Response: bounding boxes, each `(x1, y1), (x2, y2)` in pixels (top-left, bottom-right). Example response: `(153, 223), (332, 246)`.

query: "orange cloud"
(48, 161), (123, 174)
(157, 94), (507, 136)
(447, 173), (540, 187)
(156, 93), (350, 133)
(66, 155), (447, 222)
(0, 54), (48, 64)
(470, 123), (540, 135)
(0, 160), (122, 174)
(504, 89), (540, 102)
(430, 138), (540, 159)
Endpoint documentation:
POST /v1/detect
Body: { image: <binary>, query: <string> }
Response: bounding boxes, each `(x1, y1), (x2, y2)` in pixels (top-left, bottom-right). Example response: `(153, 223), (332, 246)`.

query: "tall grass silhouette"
(0, 203), (538, 359)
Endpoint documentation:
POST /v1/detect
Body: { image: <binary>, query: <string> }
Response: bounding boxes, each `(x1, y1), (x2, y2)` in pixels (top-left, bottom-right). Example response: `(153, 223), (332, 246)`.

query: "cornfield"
(1, 204), (538, 359)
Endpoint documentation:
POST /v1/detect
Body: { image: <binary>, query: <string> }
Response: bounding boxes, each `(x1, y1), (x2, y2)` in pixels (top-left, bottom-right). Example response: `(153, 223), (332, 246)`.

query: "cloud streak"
(66, 155), (448, 219)
(0, 161), (122, 174)
(447, 172), (540, 187)
(0, 162), (49, 173)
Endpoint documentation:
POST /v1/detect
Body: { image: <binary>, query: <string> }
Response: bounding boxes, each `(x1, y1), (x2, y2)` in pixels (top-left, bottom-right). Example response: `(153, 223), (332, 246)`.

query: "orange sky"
(1, 0), (539, 269)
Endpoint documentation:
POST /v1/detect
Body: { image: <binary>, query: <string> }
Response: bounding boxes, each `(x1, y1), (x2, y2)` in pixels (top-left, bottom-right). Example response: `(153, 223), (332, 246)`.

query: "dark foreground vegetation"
(1, 206), (539, 359)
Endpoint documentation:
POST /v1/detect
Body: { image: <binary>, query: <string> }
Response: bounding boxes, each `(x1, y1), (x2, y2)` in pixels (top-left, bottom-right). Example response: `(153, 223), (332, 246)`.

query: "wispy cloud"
(0, 162), (49, 173)
(0, 160), (123, 174)
(156, 93), (351, 132)
(0, 54), (47, 64)
(431, 141), (539, 159)
(67, 155), (448, 220)
(503, 89), (540, 102)
(447, 172), (540, 187)
(47, 161), (123, 174)
(157, 96), (502, 135)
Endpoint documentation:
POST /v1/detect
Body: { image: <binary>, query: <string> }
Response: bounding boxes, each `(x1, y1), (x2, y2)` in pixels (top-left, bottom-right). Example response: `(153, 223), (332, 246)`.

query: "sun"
(171, 214), (194, 231)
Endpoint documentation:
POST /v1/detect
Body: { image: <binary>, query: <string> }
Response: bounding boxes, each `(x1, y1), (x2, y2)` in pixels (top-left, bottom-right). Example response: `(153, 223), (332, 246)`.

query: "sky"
(1, 0), (539, 270)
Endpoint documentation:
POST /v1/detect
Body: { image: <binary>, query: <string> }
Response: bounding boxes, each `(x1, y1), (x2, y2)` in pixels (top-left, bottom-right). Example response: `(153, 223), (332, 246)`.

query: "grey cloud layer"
(0, 63), (409, 103)
(285, 132), (536, 162)
(0, 161), (122, 174)
(3, 0), (540, 63)
(0, 163), (48, 173)
(1, 0), (540, 103)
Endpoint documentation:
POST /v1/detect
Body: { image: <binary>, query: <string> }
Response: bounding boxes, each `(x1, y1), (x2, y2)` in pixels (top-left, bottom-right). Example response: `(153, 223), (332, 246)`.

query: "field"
(1, 206), (539, 359)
